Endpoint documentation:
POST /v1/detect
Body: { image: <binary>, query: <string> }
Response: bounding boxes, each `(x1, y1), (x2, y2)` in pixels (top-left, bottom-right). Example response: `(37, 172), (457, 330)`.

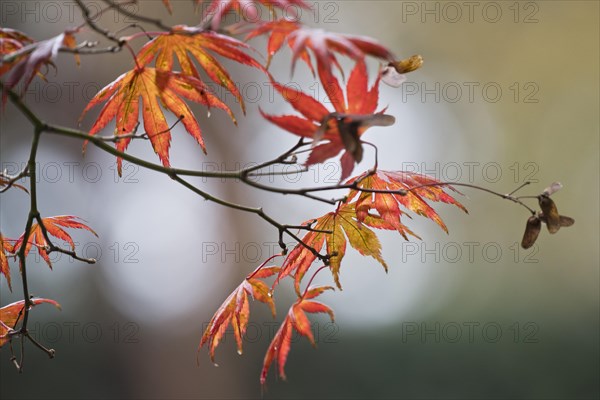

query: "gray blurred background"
(1, 1), (598, 399)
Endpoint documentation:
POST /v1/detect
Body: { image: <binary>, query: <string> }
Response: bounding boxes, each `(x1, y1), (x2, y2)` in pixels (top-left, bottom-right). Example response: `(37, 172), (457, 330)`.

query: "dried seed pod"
(381, 55), (423, 88)
(538, 195), (561, 233)
(521, 215), (542, 249)
(390, 55), (424, 74)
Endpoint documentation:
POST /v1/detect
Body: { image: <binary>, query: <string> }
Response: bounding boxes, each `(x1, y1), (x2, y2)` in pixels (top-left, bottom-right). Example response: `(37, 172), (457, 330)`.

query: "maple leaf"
(200, 265), (280, 362)
(245, 19), (312, 71)
(13, 216), (98, 268)
(246, 18), (393, 77)
(80, 67), (234, 175)
(262, 59), (394, 181)
(136, 26), (265, 114)
(0, 234), (14, 291)
(1, 28), (79, 104)
(201, 1), (310, 30)
(276, 202), (388, 291)
(260, 285), (334, 385)
(347, 170), (468, 238)
(0, 298), (61, 348)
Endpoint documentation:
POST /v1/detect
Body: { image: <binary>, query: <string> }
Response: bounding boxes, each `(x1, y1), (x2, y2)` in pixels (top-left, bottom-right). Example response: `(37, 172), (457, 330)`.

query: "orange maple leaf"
(13, 216), (98, 268)
(346, 170), (468, 237)
(0, 298), (61, 348)
(276, 203), (388, 291)
(260, 285), (334, 385)
(136, 26), (265, 114)
(199, 265), (280, 362)
(80, 67), (234, 175)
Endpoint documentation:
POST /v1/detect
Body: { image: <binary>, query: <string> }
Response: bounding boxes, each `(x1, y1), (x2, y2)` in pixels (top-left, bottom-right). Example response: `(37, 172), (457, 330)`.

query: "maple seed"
(538, 195), (561, 233)
(521, 215), (542, 249)
(538, 212), (575, 229)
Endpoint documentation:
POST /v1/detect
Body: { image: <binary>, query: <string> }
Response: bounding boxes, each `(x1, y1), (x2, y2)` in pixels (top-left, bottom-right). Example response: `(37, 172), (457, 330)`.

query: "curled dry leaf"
(381, 54), (423, 88)
(1, 29), (79, 105)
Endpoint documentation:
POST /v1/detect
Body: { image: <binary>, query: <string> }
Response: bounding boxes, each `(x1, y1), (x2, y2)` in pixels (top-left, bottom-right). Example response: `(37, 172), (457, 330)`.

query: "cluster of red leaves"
(0, 298), (61, 347)
(200, 171), (465, 383)
(188, 9), (469, 385)
(3, 4), (467, 387)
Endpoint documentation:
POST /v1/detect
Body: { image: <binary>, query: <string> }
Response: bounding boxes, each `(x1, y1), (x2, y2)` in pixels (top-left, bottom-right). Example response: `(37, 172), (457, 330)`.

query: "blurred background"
(1, 1), (598, 398)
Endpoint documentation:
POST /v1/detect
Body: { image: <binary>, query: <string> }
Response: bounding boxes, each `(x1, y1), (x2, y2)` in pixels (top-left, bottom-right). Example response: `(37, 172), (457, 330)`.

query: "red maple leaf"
(199, 264), (280, 362)
(80, 67), (234, 175)
(201, 1), (310, 30)
(246, 18), (394, 77)
(261, 285), (334, 385)
(0, 298), (61, 347)
(136, 25), (265, 114)
(13, 216), (98, 268)
(261, 59), (394, 181)
(347, 170), (468, 237)
(245, 19), (312, 71)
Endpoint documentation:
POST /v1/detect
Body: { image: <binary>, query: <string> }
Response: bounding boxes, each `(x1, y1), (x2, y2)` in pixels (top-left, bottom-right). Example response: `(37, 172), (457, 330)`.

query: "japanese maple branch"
(12, 126), (55, 371)
(2, 85), (330, 261)
(171, 175), (328, 261)
(398, 181), (537, 214)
